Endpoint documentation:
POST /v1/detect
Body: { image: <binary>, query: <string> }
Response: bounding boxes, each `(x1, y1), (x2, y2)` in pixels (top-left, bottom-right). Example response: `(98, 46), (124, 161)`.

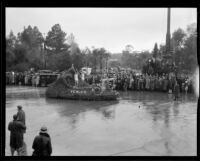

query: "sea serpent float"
(46, 68), (119, 101)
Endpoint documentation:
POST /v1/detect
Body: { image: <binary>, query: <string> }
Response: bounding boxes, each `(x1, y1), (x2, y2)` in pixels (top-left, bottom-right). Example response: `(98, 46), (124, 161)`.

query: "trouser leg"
(10, 147), (15, 156)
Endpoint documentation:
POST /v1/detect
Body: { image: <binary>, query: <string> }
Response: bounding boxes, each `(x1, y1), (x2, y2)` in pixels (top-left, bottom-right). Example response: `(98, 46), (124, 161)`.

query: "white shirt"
(74, 73), (78, 81)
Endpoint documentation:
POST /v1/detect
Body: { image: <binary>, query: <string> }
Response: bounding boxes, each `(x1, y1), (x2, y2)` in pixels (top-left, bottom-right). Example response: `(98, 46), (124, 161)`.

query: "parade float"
(45, 66), (119, 100)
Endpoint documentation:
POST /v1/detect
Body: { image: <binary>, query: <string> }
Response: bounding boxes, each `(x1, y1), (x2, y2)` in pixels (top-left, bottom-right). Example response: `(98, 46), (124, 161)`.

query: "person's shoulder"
(8, 121), (13, 126)
(16, 120), (24, 126)
(34, 135), (41, 140)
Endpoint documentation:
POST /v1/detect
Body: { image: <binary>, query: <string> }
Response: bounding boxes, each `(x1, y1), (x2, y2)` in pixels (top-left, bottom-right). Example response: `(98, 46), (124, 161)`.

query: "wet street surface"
(5, 86), (197, 156)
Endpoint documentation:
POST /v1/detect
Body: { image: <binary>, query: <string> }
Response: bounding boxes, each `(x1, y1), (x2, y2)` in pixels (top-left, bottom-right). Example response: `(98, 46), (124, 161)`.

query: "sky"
(6, 8), (197, 53)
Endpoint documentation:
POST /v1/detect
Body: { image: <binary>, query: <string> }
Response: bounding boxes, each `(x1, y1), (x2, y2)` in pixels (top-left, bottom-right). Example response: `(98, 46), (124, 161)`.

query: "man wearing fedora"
(32, 126), (52, 156)
(8, 114), (26, 156)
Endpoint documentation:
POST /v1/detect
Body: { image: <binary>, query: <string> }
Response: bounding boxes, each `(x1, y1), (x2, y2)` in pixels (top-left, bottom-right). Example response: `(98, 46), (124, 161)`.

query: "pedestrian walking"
(32, 126), (52, 156)
(8, 114), (26, 156)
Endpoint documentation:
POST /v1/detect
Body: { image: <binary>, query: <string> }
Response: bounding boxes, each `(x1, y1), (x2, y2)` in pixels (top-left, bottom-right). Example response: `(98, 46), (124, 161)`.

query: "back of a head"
(17, 105), (22, 110)
(13, 114), (17, 120)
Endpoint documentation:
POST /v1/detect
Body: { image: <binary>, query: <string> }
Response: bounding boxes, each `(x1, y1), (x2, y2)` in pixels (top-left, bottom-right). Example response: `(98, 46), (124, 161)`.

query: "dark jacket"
(8, 120), (26, 149)
(17, 109), (26, 133)
(32, 133), (52, 156)
(17, 109), (26, 125)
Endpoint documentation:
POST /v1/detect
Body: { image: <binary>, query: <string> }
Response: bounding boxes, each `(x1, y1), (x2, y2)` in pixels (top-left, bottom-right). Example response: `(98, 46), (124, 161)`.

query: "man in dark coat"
(8, 114), (26, 156)
(17, 105), (26, 133)
(32, 126), (52, 156)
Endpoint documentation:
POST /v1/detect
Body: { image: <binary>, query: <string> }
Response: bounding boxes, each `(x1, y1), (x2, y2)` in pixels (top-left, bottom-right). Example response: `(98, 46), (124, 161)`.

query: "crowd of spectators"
(6, 68), (194, 94)
(85, 69), (194, 94)
(6, 70), (59, 87)
(113, 72), (193, 94)
(6, 71), (39, 86)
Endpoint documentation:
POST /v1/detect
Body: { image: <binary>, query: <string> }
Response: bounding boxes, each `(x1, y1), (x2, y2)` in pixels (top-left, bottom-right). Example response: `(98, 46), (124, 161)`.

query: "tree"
(47, 51), (72, 71)
(159, 44), (166, 57)
(18, 26), (44, 70)
(6, 31), (17, 70)
(6, 26), (45, 71)
(172, 28), (186, 51)
(13, 44), (28, 64)
(6, 31), (17, 49)
(81, 47), (92, 67)
(109, 60), (121, 68)
(19, 25), (43, 49)
(121, 45), (133, 68)
(182, 23), (197, 72)
(152, 43), (158, 58)
(45, 24), (68, 53)
(71, 52), (84, 70)
(66, 34), (84, 70)
(125, 44), (134, 53)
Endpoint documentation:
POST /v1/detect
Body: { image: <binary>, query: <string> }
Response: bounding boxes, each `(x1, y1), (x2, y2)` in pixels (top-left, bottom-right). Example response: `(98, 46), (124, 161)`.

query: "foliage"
(121, 45), (151, 70)
(19, 26), (43, 49)
(45, 24), (69, 53)
(152, 43), (158, 58)
(173, 23), (197, 73)
(47, 51), (72, 71)
(109, 59), (121, 68)
(142, 23), (197, 75)
(6, 23), (197, 75)
(172, 28), (186, 51)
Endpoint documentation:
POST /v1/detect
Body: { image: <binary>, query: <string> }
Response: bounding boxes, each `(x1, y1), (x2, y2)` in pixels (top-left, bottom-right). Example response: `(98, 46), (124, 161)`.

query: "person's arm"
(17, 111), (22, 121)
(8, 122), (11, 131)
(19, 121), (26, 130)
(48, 139), (52, 155)
(32, 136), (37, 150)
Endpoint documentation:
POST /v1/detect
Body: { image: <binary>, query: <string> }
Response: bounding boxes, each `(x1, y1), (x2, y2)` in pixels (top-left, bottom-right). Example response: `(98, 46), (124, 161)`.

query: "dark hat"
(17, 105), (22, 109)
(40, 126), (48, 134)
(13, 114), (17, 120)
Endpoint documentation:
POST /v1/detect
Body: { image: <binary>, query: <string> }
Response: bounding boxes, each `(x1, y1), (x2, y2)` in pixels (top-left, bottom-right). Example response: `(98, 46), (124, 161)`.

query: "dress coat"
(32, 132), (52, 156)
(8, 120), (26, 149)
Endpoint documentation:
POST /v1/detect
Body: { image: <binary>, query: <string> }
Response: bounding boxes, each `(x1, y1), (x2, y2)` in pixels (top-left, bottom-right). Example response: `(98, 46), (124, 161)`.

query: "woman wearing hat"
(32, 126), (52, 156)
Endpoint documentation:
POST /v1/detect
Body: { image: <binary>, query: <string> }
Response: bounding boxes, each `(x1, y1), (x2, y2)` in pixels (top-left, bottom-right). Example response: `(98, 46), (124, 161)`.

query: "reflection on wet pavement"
(6, 86), (197, 156)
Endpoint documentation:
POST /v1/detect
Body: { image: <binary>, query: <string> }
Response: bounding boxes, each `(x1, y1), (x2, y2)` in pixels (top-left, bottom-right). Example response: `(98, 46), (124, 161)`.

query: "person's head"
(13, 114), (17, 121)
(40, 126), (48, 134)
(17, 105), (22, 111)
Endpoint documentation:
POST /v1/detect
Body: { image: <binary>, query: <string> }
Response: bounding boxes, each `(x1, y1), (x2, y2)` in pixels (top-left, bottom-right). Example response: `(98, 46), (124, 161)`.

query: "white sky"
(6, 8), (197, 53)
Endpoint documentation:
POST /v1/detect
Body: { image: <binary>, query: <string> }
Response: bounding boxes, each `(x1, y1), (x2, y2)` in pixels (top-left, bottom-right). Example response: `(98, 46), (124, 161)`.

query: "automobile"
(38, 72), (60, 87)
